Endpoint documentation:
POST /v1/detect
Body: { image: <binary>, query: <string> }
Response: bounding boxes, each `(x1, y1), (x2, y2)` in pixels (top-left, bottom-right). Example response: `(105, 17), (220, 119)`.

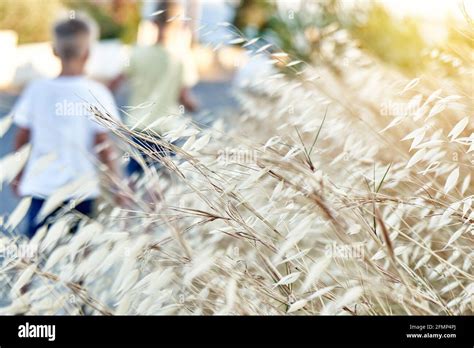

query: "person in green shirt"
(112, 1), (198, 176)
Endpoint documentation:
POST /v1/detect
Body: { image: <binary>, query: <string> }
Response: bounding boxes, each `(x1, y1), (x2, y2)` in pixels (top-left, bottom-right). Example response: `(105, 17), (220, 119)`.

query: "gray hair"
(52, 18), (91, 60)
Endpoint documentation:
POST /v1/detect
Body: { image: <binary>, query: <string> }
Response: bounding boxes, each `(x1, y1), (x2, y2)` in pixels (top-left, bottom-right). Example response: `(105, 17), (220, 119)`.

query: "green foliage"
(64, 0), (141, 43)
(233, 0), (351, 77)
(0, 0), (140, 44)
(233, 0), (275, 37)
(264, 0), (342, 62)
(0, 0), (63, 44)
(233, 1), (430, 74)
(350, 4), (426, 73)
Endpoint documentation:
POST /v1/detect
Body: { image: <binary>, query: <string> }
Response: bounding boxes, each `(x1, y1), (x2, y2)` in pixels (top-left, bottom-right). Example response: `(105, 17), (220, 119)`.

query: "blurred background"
(0, 0), (472, 215)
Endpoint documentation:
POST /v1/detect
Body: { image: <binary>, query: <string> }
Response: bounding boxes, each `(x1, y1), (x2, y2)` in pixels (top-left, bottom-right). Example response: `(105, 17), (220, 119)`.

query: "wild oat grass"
(0, 26), (472, 315)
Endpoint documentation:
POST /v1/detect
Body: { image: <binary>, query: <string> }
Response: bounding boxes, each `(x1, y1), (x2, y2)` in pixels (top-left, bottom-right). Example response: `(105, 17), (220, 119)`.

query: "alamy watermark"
(325, 242), (364, 260)
(380, 100), (419, 118)
(0, 242), (38, 261)
(217, 147), (258, 165)
(55, 100), (93, 118)
(18, 322), (55, 341)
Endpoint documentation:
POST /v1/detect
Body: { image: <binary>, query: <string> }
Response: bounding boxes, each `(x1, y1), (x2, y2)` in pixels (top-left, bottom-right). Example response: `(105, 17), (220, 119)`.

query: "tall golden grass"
(0, 25), (472, 315)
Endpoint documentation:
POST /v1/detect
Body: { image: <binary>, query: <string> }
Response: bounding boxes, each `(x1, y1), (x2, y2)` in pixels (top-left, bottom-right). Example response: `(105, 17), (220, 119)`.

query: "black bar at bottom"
(0, 315), (471, 346)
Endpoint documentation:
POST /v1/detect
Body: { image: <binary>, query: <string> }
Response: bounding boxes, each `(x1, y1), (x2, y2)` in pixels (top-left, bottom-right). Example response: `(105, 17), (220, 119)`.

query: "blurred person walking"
(112, 0), (198, 178)
(12, 17), (122, 238)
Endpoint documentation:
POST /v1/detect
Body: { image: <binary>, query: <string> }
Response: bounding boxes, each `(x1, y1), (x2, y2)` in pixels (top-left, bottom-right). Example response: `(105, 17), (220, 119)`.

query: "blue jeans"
(26, 198), (95, 239)
(126, 135), (175, 176)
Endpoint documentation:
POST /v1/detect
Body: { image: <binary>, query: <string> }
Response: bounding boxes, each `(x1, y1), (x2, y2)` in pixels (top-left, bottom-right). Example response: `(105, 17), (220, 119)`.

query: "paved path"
(0, 93), (17, 216)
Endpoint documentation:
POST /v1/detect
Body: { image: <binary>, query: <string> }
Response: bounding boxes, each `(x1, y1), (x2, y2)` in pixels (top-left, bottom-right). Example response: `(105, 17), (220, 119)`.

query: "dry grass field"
(0, 17), (472, 316)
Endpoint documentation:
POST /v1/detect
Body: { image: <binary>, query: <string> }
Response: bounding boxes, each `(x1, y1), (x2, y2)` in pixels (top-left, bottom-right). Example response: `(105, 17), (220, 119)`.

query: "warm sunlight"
(379, 0), (473, 21)
(0, 1), (471, 345)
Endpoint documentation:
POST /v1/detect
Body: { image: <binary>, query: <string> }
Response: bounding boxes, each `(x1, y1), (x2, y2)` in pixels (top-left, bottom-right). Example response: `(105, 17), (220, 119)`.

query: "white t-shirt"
(13, 76), (120, 199)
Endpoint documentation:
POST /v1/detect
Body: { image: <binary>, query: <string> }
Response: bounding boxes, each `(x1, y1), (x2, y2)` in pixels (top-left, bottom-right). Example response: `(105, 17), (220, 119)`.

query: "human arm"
(179, 87), (199, 113)
(94, 132), (129, 206)
(107, 73), (126, 93)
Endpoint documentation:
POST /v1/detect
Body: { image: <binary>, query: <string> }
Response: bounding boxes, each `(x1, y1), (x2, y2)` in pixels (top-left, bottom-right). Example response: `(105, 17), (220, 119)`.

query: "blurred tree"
(350, 4), (426, 73)
(0, 0), (63, 43)
(265, 0), (342, 62)
(63, 0), (141, 43)
(233, 0), (275, 37)
(232, 0), (430, 74)
(0, 0), (141, 44)
(233, 0), (346, 74)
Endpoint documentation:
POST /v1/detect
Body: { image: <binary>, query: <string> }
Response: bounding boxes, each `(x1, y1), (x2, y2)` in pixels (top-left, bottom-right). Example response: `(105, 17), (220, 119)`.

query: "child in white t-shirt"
(12, 18), (121, 238)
